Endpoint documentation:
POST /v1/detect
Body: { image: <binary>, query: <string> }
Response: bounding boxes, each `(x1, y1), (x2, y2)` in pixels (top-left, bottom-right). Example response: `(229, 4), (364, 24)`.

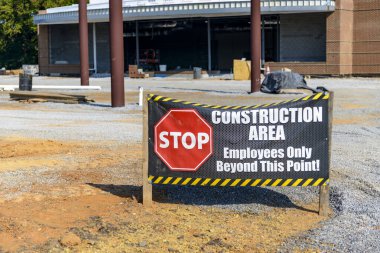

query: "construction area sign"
(147, 93), (331, 187)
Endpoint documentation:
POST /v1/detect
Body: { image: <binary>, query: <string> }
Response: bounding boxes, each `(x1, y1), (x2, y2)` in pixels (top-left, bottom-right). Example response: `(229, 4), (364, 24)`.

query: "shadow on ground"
(81, 103), (111, 108)
(88, 183), (317, 213)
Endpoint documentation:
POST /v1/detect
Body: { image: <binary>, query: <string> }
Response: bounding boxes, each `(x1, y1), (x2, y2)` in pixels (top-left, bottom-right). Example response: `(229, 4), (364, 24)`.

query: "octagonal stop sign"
(154, 109), (213, 172)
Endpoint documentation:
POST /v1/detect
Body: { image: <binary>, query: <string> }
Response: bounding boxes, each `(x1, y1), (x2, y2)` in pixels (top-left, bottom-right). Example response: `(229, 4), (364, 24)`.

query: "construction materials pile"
(233, 59), (251, 80)
(0, 69), (23, 76)
(9, 91), (93, 104)
(129, 65), (149, 78)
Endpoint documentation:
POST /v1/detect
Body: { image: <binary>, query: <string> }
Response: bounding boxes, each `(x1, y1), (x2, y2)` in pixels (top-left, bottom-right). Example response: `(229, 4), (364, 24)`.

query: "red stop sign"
(154, 109), (213, 172)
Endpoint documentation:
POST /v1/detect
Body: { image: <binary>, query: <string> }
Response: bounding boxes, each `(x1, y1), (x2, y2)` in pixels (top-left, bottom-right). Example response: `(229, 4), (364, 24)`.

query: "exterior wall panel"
(352, 1), (380, 75)
(38, 24), (81, 75)
(279, 13), (326, 62)
(38, 25), (50, 75)
(354, 42), (380, 53)
(264, 62), (328, 75)
(95, 23), (111, 73)
(326, 0), (354, 75)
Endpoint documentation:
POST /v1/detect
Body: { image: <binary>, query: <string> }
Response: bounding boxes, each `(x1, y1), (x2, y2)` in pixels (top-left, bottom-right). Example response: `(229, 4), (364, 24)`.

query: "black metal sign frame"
(142, 92), (333, 216)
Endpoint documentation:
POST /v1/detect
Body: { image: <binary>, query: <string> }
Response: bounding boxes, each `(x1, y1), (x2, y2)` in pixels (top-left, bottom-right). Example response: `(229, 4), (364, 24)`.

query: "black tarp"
(261, 71), (312, 94)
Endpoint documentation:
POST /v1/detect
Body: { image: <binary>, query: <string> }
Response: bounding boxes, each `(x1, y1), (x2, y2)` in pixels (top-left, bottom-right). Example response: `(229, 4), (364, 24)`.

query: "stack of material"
(6, 69), (24, 75)
(9, 92), (94, 104)
(233, 59), (251, 80)
(129, 65), (148, 78)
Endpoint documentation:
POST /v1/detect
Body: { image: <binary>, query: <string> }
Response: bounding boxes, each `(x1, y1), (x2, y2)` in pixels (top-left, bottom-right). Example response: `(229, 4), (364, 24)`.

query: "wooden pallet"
(9, 92), (94, 104)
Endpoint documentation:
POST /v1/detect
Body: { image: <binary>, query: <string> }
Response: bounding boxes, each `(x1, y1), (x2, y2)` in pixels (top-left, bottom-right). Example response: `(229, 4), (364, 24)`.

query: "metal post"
(319, 184), (330, 216)
(136, 21), (140, 66)
(207, 18), (212, 72)
(261, 16), (265, 67)
(250, 0), (261, 93)
(93, 23), (98, 74)
(110, 0), (125, 107)
(48, 26), (52, 64)
(319, 91), (334, 216)
(143, 91), (153, 207)
(79, 0), (89, 86)
(277, 15), (280, 62)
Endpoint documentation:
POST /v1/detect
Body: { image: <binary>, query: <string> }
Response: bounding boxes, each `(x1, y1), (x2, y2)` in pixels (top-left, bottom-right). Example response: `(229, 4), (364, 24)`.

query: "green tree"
(0, 0), (77, 69)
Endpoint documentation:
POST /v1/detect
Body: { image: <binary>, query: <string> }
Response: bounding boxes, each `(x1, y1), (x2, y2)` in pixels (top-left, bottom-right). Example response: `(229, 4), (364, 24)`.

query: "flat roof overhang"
(34, 0), (335, 25)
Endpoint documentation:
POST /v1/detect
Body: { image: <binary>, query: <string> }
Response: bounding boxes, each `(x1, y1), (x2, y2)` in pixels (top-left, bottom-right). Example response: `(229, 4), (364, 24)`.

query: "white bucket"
(159, 65), (167, 72)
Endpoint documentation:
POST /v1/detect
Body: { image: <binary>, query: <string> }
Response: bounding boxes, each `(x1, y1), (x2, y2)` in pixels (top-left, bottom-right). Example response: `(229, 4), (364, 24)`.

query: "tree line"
(0, 0), (77, 69)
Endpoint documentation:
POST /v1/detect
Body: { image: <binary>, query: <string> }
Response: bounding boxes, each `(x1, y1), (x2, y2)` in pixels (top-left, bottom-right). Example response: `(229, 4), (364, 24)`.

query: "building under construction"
(34, 0), (380, 76)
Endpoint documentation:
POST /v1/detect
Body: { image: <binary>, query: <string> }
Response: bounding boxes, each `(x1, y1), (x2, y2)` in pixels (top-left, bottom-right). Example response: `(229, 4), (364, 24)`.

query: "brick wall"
(267, 0), (380, 76)
(265, 0), (354, 76)
(325, 0), (354, 75)
(38, 25), (49, 75)
(352, 0), (380, 74)
(264, 62), (328, 75)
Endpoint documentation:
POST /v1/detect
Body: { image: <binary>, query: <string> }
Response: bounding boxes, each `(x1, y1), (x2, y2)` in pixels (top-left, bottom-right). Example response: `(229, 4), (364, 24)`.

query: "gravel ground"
(0, 167), (64, 200)
(0, 99), (141, 142)
(0, 76), (379, 252)
(280, 124), (380, 252)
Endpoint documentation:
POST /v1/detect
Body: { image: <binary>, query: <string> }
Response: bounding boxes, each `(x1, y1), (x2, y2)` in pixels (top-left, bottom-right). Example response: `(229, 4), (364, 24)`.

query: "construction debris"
(129, 65), (149, 79)
(0, 69), (24, 76)
(0, 85), (101, 91)
(0, 86), (15, 92)
(9, 91), (94, 104)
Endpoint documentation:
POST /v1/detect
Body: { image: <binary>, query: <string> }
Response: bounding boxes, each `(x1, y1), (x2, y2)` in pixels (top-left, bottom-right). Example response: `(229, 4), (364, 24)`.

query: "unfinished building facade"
(33, 0), (380, 76)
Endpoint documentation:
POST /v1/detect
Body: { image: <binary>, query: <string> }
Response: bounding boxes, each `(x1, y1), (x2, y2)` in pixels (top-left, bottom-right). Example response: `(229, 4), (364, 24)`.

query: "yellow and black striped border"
(148, 93), (330, 187)
(147, 92), (329, 110)
(148, 176), (329, 187)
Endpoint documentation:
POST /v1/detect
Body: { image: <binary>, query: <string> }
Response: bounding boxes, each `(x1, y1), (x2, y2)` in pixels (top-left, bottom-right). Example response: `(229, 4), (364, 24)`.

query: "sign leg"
(142, 92), (152, 207)
(143, 169), (152, 207)
(319, 184), (329, 216)
(320, 92), (333, 216)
